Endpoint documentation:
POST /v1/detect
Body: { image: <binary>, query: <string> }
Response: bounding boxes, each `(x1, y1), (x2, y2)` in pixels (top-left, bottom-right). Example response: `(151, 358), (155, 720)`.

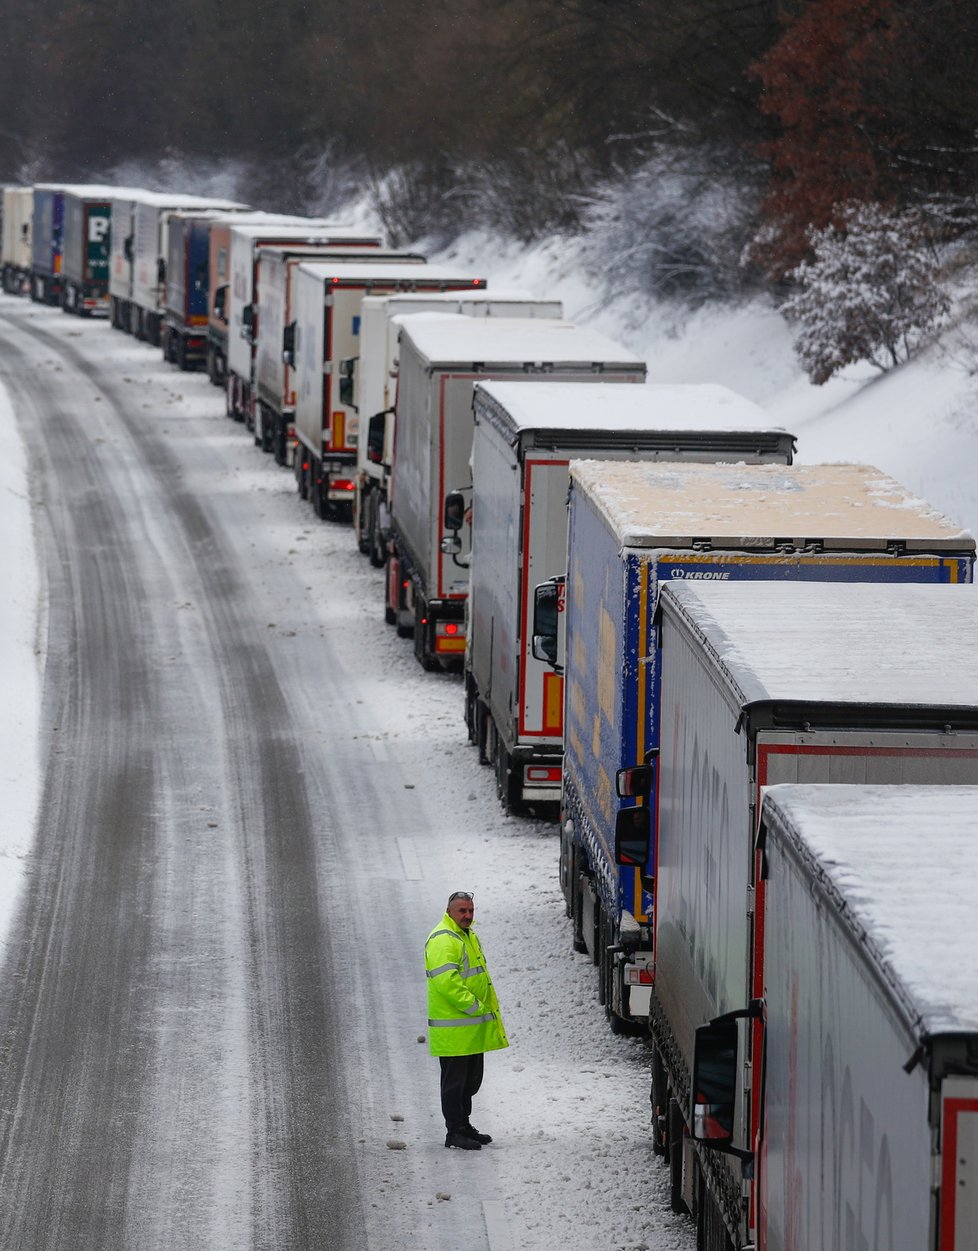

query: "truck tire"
(413, 600), (437, 671)
(176, 336), (188, 371)
(368, 496), (386, 569)
(651, 1048), (668, 1157)
(669, 1099), (689, 1215)
(495, 735), (516, 812)
(569, 846), (588, 954)
(356, 492), (372, 556)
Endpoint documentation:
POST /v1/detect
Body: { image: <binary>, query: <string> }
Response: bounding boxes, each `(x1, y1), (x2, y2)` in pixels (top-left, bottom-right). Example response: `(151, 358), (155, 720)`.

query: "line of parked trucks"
(3, 179), (977, 1251)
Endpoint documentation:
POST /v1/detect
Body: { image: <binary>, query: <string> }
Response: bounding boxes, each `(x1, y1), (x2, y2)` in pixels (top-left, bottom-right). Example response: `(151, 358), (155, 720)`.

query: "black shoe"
(445, 1130), (481, 1150)
(462, 1124), (492, 1145)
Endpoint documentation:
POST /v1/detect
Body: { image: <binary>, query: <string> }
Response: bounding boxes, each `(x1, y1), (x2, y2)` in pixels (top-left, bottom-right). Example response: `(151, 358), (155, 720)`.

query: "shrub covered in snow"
(782, 202), (950, 384)
(580, 141), (761, 303)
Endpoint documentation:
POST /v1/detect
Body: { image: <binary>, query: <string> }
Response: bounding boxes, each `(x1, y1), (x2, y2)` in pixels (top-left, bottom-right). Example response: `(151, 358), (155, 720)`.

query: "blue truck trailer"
(555, 459), (974, 1033)
(30, 184), (69, 304)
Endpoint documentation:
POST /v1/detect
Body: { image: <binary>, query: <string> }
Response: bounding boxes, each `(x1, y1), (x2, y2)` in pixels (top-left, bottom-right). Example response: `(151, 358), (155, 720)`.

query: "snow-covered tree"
(781, 202), (950, 385)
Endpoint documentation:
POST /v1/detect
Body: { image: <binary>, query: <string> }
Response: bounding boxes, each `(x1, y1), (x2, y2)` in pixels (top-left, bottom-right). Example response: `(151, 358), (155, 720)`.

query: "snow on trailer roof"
(660, 581), (978, 710)
(229, 221), (373, 242)
(38, 184), (148, 200)
(125, 191), (250, 210)
(573, 460), (972, 551)
(475, 380), (792, 436)
(295, 261), (482, 285)
(398, 314), (644, 369)
(761, 784), (978, 1036)
(365, 289), (561, 311)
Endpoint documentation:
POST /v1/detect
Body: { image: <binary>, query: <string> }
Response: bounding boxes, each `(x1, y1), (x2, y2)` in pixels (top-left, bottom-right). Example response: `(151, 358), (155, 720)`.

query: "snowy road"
(0, 296), (693, 1251)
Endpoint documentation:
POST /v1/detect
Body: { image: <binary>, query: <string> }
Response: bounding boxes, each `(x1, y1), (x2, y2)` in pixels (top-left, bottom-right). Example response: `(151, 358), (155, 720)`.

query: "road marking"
(482, 1200), (512, 1251)
(397, 837), (423, 881)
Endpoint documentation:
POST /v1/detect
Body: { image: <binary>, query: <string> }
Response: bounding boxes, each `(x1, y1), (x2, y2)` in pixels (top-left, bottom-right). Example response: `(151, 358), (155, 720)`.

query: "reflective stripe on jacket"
(424, 913), (508, 1057)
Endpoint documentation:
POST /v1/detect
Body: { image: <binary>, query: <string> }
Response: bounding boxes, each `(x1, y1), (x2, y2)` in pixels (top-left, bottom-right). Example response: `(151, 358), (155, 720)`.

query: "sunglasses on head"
(448, 891), (474, 904)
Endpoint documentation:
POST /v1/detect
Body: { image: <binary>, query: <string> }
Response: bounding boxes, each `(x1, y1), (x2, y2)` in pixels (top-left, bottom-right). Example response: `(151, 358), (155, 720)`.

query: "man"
(424, 891), (508, 1150)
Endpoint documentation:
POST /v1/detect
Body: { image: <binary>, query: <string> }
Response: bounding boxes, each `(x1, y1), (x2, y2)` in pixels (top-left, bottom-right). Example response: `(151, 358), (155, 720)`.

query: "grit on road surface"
(0, 295), (694, 1251)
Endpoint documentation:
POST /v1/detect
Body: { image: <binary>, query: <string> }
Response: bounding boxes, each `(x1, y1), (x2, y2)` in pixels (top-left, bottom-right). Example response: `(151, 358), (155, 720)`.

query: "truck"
(687, 782), (978, 1251)
(60, 186), (144, 315)
(467, 381), (796, 814)
(556, 459), (974, 1042)
(131, 194), (248, 345)
(1, 185), (32, 294)
(353, 291), (563, 567)
(291, 263), (488, 520)
(648, 580), (978, 1248)
(387, 316), (646, 670)
(224, 222), (385, 419)
(30, 183), (92, 304)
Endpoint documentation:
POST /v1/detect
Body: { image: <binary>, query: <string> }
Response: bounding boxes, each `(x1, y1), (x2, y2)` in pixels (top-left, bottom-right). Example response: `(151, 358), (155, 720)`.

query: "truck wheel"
(356, 494), (371, 556)
(569, 846), (588, 953)
(368, 498), (386, 568)
(651, 1049), (668, 1157)
(464, 677), (478, 744)
(597, 912), (610, 1005)
(413, 601), (437, 669)
(495, 736), (510, 808)
(669, 1099), (689, 1215)
(176, 336), (188, 371)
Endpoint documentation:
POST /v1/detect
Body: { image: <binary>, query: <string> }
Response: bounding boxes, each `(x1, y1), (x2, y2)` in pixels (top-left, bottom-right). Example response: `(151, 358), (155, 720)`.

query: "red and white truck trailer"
(223, 221), (383, 420)
(131, 194), (248, 345)
(558, 461), (974, 1041)
(2, 185), (33, 294)
(696, 783), (978, 1251)
(387, 316), (646, 669)
(648, 581), (978, 1248)
(468, 381), (795, 814)
(291, 264), (487, 520)
(353, 291), (563, 566)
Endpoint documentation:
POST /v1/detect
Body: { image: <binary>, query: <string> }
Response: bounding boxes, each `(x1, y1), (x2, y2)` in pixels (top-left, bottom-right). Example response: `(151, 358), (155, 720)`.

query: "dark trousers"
(439, 1053), (484, 1132)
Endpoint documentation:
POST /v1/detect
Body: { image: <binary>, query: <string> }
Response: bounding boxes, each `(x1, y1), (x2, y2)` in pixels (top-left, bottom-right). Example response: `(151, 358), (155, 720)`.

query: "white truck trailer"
(689, 783), (978, 1251)
(224, 221), (383, 421)
(559, 460), (974, 1041)
(649, 581), (978, 1247)
(387, 316), (646, 670)
(291, 263), (487, 520)
(353, 291), (562, 566)
(1, 186), (33, 294)
(467, 381), (796, 814)
(131, 193), (248, 344)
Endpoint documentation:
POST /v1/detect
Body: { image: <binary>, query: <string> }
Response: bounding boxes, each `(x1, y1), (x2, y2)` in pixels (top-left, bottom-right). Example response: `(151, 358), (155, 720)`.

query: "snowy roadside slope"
(430, 229), (978, 538)
(0, 369), (41, 953)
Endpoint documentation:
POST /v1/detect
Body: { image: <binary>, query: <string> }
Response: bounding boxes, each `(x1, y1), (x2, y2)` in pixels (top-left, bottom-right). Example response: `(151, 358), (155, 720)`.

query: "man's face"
(448, 896), (475, 929)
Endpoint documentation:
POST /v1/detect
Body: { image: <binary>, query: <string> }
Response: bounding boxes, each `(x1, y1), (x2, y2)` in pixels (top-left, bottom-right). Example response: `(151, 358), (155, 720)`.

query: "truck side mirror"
(616, 759), (656, 799)
(443, 490), (466, 532)
(214, 284), (228, 323)
(531, 581), (561, 669)
(123, 234), (133, 262)
(339, 356), (357, 409)
(367, 410), (387, 465)
(614, 806), (650, 867)
(282, 320), (296, 365)
(242, 303), (254, 330)
(692, 1018), (738, 1148)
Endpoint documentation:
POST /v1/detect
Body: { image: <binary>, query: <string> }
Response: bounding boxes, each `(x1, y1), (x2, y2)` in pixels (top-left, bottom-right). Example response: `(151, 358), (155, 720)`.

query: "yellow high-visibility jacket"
(424, 913), (508, 1057)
